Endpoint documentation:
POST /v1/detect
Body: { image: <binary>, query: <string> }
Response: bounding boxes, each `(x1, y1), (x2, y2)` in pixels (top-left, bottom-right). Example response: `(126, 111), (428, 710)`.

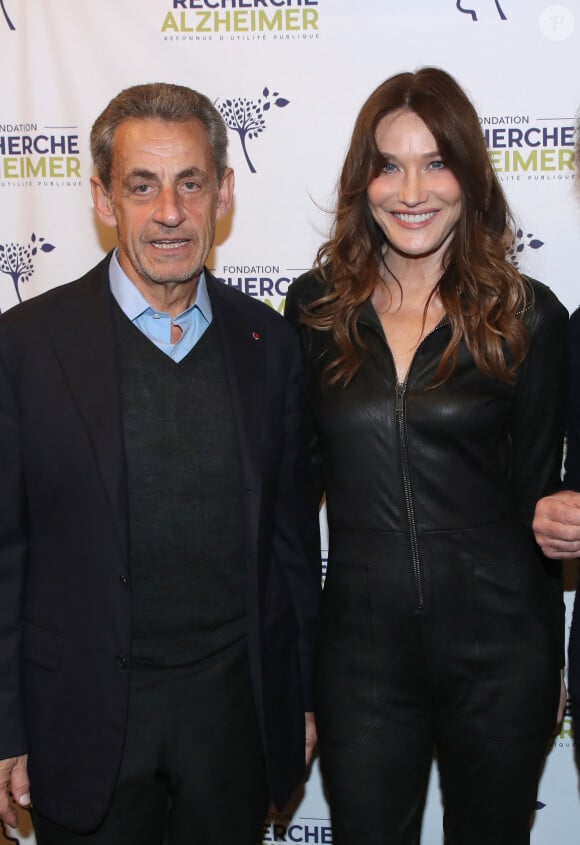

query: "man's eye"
(182, 181), (200, 192)
(134, 184), (152, 194)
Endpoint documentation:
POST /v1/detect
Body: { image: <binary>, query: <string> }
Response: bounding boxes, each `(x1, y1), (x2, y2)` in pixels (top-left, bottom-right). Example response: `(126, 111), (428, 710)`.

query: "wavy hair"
(304, 67), (529, 386)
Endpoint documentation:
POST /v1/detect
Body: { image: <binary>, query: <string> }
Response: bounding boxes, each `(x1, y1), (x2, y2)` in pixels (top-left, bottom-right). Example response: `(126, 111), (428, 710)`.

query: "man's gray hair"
(90, 82), (228, 189)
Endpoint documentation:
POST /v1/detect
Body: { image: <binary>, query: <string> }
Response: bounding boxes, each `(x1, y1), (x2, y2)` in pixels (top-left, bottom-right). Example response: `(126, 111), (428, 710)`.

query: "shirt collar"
(108, 249), (212, 322)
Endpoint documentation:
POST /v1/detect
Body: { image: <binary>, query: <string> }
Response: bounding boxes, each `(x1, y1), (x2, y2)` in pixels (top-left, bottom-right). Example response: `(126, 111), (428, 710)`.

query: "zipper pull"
(395, 382), (405, 414)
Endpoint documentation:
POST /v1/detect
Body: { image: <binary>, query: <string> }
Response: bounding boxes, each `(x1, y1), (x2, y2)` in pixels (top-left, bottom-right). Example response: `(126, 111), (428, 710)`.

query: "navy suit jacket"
(0, 254), (320, 831)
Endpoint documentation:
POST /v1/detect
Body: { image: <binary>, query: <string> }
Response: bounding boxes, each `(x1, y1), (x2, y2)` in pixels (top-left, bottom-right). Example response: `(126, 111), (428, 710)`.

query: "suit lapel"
(207, 273), (265, 488)
(46, 257), (128, 559)
(44, 264), (267, 564)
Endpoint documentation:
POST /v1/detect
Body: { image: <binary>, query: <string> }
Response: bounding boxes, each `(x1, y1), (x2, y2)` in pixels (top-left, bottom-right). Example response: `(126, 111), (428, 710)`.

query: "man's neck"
(131, 275), (201, 318)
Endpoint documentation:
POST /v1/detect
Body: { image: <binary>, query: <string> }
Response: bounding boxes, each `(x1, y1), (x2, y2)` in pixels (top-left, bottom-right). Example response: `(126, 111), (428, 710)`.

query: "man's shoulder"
(0, 254), (110, 330)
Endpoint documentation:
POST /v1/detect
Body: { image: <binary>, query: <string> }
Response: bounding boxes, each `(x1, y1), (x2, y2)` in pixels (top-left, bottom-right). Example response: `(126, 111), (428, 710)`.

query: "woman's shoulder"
(284, 269), (327, 327)
(288, 269), (327, 304)
(522, 275), (568, 330)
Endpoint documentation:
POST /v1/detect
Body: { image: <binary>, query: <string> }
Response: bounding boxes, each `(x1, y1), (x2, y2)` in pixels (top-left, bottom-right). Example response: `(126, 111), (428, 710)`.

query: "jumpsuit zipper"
(395, 377), (424, 611)
(360, 317), (447, 612)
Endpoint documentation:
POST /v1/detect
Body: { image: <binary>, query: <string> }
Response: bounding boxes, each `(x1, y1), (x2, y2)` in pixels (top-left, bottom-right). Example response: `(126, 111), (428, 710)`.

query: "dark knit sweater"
(112, 304), (247, 666)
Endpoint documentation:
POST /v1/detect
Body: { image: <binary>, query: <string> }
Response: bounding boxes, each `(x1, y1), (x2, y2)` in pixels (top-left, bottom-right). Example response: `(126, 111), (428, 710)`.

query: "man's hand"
(304, 712), (317, 766)
(533, 490), (580, 559)
(0, 755), (30, 830)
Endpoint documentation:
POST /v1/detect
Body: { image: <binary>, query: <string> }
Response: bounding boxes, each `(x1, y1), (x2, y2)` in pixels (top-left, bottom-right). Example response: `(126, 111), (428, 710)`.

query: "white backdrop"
(1, 1), (580, 842)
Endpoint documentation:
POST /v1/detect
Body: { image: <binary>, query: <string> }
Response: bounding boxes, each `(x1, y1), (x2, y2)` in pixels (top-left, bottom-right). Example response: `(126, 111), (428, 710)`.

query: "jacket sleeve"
(270, 326), (321, 711)
(510, 282), (568, 665)
(0, 344), (29, 759)
(563, 307), (580, 489)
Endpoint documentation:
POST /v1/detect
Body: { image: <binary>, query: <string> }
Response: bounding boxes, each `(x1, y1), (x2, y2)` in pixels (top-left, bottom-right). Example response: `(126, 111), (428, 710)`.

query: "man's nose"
(154, 187), (186, 226)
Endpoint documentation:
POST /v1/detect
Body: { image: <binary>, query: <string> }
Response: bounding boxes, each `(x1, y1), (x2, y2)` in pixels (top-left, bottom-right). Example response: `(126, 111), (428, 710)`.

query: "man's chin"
(149, 275), (201, 287)
(141, 264), (204, 287)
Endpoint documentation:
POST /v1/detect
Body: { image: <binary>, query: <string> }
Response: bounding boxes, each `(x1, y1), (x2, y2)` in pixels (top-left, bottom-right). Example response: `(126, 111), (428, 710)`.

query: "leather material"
(286, 270), (567, 839)
(286, 270), (567, 736)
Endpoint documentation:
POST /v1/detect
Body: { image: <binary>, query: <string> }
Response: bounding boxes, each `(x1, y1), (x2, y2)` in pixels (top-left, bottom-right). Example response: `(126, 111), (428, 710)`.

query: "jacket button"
(120, 574), (129, 587)
(116, 655), (127, 670)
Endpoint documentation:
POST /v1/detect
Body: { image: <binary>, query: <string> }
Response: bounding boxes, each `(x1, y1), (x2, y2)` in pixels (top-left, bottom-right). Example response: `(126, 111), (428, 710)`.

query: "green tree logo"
(0, 233), (55, 306)
(217, 87), (290, 174)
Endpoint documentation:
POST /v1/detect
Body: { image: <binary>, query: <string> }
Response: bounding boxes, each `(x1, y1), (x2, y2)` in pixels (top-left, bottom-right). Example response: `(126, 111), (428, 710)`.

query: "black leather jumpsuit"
(285, 271), (567, 845)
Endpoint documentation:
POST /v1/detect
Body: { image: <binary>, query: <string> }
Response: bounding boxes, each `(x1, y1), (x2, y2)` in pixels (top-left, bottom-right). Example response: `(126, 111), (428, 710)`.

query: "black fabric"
(563, 307), (580, 727)
(286, 271), (567, 843)
(0, 255), (319, 829)
(112, 306), (247, 666)
(32, 640), (270, 845)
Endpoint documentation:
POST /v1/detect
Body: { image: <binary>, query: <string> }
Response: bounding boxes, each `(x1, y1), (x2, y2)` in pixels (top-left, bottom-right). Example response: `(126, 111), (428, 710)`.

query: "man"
(0, 83), (320, 844)
(534, 315), (580, 730)
(533, 120), (580, 731)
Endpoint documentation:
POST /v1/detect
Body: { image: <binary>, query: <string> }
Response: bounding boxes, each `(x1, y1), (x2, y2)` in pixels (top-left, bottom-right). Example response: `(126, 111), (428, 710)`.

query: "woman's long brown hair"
(304, 67), (529, 386)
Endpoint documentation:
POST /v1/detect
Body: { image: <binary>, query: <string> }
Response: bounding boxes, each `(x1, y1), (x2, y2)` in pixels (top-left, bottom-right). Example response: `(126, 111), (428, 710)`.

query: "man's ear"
(216, 167), (234, 220)
(90, 177), (118, 229)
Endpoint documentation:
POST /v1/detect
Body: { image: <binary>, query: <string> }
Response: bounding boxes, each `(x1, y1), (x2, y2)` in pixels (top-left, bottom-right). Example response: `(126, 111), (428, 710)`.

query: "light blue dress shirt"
(108, 251), (213, 363)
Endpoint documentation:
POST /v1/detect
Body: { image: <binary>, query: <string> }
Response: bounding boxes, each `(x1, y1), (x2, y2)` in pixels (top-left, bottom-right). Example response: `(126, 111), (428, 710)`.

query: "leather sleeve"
(284, 273), (327, 510)
(511, 281), (568, 665)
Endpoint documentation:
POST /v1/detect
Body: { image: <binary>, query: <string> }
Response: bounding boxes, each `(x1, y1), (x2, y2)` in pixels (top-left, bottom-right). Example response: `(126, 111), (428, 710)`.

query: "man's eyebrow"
(125, 169), (157, 180)
(123, 167), (208, 182)
(176, 167), (208, 181)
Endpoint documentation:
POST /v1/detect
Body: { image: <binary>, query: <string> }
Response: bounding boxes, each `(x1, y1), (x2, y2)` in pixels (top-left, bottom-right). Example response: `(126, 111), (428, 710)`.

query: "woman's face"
(367, 108), (463, 266)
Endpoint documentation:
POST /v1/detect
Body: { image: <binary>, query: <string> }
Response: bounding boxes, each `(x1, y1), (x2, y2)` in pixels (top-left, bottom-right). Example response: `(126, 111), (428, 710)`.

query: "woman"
(285, 68), (567, 845)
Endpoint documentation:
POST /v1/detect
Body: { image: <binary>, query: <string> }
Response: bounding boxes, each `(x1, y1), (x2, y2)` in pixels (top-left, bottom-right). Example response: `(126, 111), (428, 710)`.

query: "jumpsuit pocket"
(469, 525), (560, 742)
(315, 558), (380, 748)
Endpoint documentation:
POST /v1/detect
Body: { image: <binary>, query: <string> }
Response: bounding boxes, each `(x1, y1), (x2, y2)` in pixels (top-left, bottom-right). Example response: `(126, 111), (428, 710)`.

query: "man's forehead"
(112, 117), (212, 163)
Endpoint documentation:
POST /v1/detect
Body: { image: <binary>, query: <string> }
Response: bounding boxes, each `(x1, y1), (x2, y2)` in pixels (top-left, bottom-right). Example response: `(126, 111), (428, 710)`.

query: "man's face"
(91, 117), (233, 293)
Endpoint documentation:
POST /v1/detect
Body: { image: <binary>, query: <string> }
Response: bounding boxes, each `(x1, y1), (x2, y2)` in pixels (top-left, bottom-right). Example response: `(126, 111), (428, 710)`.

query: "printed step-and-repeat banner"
(1, 1), (579, 842)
